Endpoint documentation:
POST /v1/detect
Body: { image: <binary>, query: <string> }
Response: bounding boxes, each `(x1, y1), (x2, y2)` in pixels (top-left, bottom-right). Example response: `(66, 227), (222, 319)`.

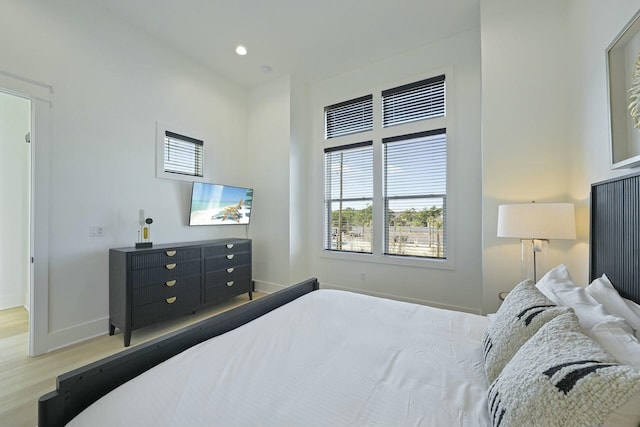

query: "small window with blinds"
(383, 129), (447, 259)
(156, 122), (206, 182)
(382, 75), (445, 128)
(163, 131), (203, 177)
(324, 142), (373, 253)
(325, 95), (373, 139)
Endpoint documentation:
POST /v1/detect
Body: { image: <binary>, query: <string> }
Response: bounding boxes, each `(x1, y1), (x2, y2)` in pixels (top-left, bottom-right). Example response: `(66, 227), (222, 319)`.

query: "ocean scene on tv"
(189, 183), (253, 225)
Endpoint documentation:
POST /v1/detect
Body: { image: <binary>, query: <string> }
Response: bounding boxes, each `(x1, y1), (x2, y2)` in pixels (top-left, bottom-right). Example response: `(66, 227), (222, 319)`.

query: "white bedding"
(68, 289), (491, 427)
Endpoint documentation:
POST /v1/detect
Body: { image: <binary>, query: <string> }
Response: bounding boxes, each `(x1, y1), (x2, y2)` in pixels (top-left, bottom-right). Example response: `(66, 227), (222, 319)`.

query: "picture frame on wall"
(606, 11), (640, 169)
(607, 8), (640, 169)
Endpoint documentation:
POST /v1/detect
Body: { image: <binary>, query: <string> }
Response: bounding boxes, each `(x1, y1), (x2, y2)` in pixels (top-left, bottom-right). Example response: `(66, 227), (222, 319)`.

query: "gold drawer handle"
(166, 250), (176, 257)
(165, 263), (177, 270)
(226, 281), (234, 287)
(226, 243), (234, 249)
(226, 254), (234, 260)
(166, 296), (177, 304)
(165, 280), (176, 287)
(227, 268), (234, 273)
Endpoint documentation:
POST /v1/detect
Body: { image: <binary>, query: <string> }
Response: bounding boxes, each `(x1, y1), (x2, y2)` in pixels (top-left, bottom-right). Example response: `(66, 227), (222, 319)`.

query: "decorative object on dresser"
(109, 238), (252, 346)
(135, 217), (154, 249)
(497, 202), (576, 282)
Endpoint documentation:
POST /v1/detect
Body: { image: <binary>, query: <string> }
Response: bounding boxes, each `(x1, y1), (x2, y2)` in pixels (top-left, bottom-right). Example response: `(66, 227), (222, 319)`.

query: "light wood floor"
(0, 293), (264, 427)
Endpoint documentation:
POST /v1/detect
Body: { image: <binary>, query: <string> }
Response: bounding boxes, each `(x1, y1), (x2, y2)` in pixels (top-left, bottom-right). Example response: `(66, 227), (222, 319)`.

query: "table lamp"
(497, 202), (576, 282)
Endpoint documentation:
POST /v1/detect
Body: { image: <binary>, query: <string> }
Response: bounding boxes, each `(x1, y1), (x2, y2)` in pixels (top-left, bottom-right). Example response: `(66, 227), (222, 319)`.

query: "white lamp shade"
(497, 203), (576, 240)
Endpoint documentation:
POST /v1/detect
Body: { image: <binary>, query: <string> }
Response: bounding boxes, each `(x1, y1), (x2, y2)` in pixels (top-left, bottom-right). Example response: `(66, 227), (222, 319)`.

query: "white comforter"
(68, 289), (491, 426)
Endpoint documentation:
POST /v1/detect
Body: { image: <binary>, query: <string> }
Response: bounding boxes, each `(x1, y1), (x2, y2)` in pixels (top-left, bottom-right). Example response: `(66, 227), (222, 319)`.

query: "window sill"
(319, 249), (455, 270)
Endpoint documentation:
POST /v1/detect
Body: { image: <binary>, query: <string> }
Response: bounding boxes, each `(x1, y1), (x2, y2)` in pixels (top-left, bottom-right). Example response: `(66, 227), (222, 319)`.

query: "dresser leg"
(109, 323), (115, 336)
(248, 290), (253, 300)
(124, 330), (132, 347)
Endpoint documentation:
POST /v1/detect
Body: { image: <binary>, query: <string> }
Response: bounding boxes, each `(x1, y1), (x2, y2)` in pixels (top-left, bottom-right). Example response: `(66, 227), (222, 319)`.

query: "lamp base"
(520, 239), (548, 283)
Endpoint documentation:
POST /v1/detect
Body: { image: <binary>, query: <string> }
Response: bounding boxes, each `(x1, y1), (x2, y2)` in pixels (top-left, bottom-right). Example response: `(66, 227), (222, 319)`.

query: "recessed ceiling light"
(235, 45), (247, 56)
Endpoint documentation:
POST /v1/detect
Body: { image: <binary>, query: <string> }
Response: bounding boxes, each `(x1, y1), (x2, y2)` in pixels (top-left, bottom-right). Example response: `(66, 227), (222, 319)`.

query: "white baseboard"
(319, 282), (480, 315)
(46, 317), (109, 353)
(0, 293), (26, 311)
(254, 279), (287, 294)
(254, 279), (478, 314)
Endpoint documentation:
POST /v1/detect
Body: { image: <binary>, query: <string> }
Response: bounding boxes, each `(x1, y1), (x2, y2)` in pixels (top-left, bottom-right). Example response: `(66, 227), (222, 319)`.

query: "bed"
(39, 172), (640, 427)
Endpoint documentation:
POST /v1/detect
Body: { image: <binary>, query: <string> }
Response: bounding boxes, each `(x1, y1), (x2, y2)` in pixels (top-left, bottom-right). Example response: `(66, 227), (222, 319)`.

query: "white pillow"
(535, 264), (580, 305)
(488, 312), (640, 427)
(536, 265), (634, 335)
(587, 274), (640, 334)
(590, 322), (640, 369)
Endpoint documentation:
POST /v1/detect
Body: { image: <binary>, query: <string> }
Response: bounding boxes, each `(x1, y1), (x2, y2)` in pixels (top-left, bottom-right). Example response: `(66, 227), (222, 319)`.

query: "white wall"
(565, 0), (640, 281)
(247, 75), (310, 290)
(309, 29), (483, 313)
(480, 0), (640, 312)
(1, 0), (249, 351)
(0, 92), (30, 310)
(247, 76), (292, 289)
(289, 77), (311, 284)
(480, 0), (573, 313)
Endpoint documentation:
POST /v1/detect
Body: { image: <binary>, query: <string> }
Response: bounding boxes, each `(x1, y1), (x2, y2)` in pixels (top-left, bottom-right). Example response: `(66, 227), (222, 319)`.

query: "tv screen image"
(189, 182), (253, 226)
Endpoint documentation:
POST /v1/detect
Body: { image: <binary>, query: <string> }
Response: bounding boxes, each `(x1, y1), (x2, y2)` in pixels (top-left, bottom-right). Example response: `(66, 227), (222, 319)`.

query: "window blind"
(324, 142), (374, 253)
(383, 129), (447, 259)
(325, 95), (373, 139)
(382, 75), (445, 127)
(164, 130), (203, 177)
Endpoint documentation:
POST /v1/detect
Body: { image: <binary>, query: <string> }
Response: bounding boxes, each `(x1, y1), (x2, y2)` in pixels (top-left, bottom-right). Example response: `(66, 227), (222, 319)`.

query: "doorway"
(0, 91), (31, 344)
(0, 70), (51, 356)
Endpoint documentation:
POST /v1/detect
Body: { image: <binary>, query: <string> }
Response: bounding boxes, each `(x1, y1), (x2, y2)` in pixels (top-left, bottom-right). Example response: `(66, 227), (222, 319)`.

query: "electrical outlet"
(90, 225), (105, 237)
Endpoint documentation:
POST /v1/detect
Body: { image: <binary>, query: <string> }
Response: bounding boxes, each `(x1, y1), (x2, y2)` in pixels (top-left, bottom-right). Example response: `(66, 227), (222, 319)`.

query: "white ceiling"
(89, 0), (480, 89)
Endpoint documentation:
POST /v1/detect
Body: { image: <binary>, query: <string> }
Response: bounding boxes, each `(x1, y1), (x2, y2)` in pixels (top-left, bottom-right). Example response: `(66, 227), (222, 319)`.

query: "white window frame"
(155, 121), (208, 182)
(319, 68), (455, 270)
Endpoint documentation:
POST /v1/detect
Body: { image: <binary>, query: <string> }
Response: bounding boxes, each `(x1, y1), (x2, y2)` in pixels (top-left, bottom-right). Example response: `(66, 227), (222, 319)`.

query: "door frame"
(0, 70), (52, 356)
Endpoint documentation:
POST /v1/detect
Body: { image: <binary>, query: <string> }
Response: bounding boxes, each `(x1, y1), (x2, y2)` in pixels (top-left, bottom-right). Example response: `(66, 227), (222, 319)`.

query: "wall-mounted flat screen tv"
(189, 182), (253, 226)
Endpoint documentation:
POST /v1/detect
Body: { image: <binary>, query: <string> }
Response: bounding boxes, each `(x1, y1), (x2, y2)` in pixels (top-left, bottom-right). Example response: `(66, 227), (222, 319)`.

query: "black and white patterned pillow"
(488, 311), (640, 427)
(483, 280), (571, 383)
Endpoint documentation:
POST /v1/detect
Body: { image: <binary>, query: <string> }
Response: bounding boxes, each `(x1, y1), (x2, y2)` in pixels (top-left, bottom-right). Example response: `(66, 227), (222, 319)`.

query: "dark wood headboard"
(590, 171), (640, 304)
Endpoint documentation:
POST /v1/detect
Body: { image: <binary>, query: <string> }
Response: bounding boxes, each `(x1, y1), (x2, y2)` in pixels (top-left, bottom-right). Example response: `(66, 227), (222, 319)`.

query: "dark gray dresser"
(109, 238), (252, 346)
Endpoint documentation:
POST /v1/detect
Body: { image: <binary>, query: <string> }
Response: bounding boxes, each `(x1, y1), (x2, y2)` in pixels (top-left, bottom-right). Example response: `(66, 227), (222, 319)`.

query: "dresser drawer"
(131, 259), (201, 287)
(205, 277), (251, 302)
(131, 248), (201, 270)
(132, 276), (201, 307)
(132, 290), (199, 329)
(203, 241), (250, 257)
(204, 253), (250, 272)
(205, 265), (250, 288)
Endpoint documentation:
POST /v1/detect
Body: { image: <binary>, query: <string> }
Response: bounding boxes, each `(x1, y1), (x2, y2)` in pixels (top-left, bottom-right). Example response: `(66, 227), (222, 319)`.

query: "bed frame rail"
(38, 277), (319, 427)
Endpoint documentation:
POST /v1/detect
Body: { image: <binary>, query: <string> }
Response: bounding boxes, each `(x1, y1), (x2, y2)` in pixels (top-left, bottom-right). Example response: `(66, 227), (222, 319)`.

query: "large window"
(384, 129), (446, 259)
(323, 73), (449, 262)
(324, 142), (373, 253)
